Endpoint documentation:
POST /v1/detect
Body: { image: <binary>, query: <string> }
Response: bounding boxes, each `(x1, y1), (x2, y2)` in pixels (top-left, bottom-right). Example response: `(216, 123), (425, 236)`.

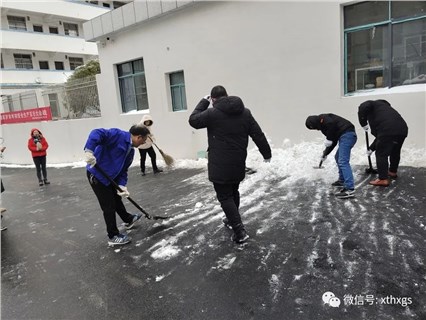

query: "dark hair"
(210, 85), (228, 99)
(129, 124), (150, 136)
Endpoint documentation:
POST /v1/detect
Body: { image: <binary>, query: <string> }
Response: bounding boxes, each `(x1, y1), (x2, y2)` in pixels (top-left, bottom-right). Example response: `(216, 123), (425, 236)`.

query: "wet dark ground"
(1, 165), (426, 320)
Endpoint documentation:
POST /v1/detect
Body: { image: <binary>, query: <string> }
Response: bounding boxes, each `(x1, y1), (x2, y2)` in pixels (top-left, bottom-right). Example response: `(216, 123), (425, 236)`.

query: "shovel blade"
(365, 168), (378, 174)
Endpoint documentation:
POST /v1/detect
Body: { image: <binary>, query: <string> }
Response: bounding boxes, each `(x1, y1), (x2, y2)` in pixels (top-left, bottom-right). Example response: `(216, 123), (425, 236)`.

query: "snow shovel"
(148, 136), (174, 167)
(94, 164), (169, 220)
(364, 132), (378, 174)
(313, 160), (324, 169)
(245, 167), (257, 175)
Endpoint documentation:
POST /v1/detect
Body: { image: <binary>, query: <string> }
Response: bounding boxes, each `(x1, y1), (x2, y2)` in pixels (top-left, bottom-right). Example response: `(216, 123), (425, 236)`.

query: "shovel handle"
(365, 132), (374, 170)
(94, 164), (152, 219)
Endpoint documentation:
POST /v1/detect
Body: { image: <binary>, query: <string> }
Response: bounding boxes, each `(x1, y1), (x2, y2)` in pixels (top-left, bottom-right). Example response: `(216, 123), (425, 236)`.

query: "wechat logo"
(322, 291), (341, 308)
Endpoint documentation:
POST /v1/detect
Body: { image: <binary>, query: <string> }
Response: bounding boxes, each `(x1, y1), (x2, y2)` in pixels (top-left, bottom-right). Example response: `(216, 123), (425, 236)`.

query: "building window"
(117, 59), (149, 112)
(7, 15), (27, 31)
(1, 54), (3, 68)
(69, 57), (84, 70)
(33, 25), (43, 32)
(169, 71), (187, 112)
(39, 61), (49, 70)
(63, 23), (79, 37)
(14, 54), (33, 69)
(48, 93), (60, 118)
(344, 1), (426, 94)
(1, 95), (14, 112)
(103, 3), (111, 8)
(113, 1), (127, 9)
(55, 61), (64, 70)
(49, 26), (59, 34)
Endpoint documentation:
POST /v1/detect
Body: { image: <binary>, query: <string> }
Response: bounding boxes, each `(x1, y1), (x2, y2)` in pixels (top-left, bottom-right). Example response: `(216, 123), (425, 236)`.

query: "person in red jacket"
(27, 128), (50, 186)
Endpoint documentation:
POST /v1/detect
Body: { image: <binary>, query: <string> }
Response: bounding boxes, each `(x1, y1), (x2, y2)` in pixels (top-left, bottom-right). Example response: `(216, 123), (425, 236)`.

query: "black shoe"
(43, 179), (50, 185)
(153, 169), (163, 174)
(335, 188), (355, 199)
(222, 217), (232, 230)
(141, 172), (146, 176)
(39, 180), (44, 186)
(231, 227), (249, 244)
(331, 180), (344, 187)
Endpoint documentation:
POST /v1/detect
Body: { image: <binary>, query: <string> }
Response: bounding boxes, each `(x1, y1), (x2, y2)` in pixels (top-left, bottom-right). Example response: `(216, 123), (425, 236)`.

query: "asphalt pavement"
(1, 165), (426, 320)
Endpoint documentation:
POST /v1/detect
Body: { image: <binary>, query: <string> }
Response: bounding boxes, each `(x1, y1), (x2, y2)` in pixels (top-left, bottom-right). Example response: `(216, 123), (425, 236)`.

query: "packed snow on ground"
(2, 139), (425, 266)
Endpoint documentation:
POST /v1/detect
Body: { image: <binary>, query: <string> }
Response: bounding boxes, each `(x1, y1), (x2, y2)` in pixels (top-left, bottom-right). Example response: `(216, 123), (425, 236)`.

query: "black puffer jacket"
(358, 100), (408, 138)
(305, 113), (355, 156)
(189, 96), (271, 184)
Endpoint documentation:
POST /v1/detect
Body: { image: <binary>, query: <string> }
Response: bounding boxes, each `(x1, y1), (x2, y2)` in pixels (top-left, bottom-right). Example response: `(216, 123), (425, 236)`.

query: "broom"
(147, 136), (174, 167)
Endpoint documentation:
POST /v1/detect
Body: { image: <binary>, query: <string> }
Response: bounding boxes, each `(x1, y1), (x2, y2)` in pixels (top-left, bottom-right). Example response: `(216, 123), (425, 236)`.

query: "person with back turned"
(189, 85), (271, 244)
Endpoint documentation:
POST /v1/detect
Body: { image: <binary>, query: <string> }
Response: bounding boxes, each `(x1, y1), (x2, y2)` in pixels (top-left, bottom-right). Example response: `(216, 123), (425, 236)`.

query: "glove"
(203, 95), (211, 102)
(324, 140), (333, 147)
(362, 125), (369, 132)
(84, 151), (96, 168)
(321, 155), (327, 162)
(36, 142), (42, 151)
(366, 149), (374, 156)
(117, 185), (130, 198)
(264, 158), (271, 163)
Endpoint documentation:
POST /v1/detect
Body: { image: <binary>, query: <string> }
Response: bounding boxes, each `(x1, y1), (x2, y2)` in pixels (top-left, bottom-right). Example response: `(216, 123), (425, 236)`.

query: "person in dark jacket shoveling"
(306, 114), (357, 199)
(189, 85), (271, 244)
(358, 99), (408, 187)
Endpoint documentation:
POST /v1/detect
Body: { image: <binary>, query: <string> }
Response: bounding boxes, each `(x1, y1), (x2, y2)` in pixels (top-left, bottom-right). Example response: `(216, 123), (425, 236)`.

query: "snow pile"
(1, 139), (424, 170)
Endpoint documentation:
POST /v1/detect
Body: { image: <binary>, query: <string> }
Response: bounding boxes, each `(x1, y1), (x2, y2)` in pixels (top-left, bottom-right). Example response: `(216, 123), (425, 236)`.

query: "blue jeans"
(334, 131), (357, 190)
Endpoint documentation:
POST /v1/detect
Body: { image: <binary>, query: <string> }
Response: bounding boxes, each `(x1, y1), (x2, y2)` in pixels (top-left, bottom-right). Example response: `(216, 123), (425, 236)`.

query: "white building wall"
(1, 1), (425, 165)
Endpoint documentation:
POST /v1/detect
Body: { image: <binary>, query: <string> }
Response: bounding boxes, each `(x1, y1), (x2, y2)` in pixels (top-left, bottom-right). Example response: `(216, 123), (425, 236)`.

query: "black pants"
(213, 182), (242, 229)
(87, 171), (133, 238)
(375, 135), (406, 180)
(33, 156), (47, 181)
(139, 147), (158, 173)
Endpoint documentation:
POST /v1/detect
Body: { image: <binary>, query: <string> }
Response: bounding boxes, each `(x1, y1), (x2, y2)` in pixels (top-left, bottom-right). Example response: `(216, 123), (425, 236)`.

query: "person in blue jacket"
(84, 125), (149, 246)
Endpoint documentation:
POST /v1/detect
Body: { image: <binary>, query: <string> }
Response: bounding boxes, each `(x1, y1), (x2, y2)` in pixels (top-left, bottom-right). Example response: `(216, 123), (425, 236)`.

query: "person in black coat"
(358, 100), (408, 186)
(306, 114), (357, 199)
(189, 85), (271, 243)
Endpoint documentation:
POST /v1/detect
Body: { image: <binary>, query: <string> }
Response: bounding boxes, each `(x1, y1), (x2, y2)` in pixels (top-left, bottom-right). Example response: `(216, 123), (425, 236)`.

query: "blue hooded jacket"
(84, 128), (134, 186)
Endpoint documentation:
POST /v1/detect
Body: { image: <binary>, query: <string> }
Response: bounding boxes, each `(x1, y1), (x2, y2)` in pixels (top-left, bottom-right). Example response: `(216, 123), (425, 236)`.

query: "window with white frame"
(7, 15), (27, 31)
(63, 22), (79, 37)
(69, 57), (84, 70)
(117, 59), (149, 112)
(169, 71), (187, 112)
(344, 1), (426, 94)
(14, 54), (33, 69)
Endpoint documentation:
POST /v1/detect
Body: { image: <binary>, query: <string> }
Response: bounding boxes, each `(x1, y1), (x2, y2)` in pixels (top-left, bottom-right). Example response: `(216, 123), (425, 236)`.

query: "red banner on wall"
(1, 106), (52, 125)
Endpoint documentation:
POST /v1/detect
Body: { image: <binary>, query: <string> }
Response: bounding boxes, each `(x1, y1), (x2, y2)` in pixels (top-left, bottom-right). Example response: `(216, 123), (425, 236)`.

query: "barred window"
(63, 23), (79, 37)
(14, 54), (33, 69)
(69, 57), (84, 70)
(7, 15), (26, 31)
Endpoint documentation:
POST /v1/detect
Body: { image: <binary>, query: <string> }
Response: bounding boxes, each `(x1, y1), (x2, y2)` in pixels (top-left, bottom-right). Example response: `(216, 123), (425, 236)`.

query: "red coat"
(28, 128), (49, 157)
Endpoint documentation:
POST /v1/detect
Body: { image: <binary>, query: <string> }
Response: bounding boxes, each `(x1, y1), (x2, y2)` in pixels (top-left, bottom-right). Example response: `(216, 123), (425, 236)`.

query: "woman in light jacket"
(138, 115), (162, 175)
